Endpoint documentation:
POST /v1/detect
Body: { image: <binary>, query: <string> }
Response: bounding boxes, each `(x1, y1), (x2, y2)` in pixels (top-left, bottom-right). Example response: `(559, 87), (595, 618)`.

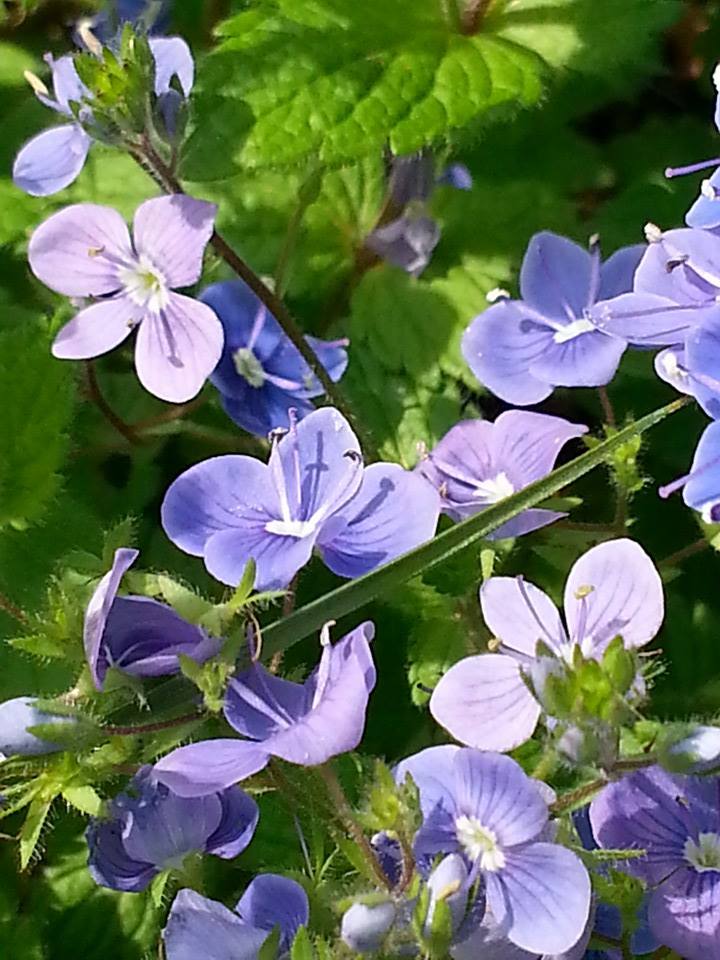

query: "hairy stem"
(84, 361), (144, 446)
(318, 764), (392, 890)
(460, 0), (493, 34)
(131, 141), (375, 455)
(102, 711), (203, 735)
(550, 778), (608, 815)
(0, 592), (29, 625)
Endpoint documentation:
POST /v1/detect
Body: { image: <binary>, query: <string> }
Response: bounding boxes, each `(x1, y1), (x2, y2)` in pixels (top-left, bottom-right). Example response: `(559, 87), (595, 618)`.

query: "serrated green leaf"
(61, 785), (103, 817)
(19, 796), (53, 870)
(291, 926), (314, 960)
(259, 926), (282, 960)
(260, 398), (687, 656)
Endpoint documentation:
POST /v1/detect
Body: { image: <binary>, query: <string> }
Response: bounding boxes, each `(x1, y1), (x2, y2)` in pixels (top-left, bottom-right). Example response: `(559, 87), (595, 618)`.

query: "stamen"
(78, 22), (103, 57)
(23, 70), (49, 97)
(644, 222), (663, 243)
(486, 287), (511, 303)
(665, 158), (720, 179)
(658, 450), (720, 500)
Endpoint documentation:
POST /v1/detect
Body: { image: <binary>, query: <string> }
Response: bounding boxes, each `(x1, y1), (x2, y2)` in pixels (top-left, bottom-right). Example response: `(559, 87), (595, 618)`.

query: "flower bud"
(425, 854), (469, 937)
(0, 697), (74, 758)
(341, 901), (397, 953)
(659, 725), (720, 774)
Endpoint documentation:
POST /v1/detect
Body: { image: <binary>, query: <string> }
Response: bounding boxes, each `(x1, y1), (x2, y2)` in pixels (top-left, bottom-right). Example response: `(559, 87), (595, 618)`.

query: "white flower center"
(685, 832), (720, 872)
(553, 317), (596, 344)
(471, 471), (515, 503)
(455, 815), (506, 871)
(264, 518), (319, 539)
(119, 255), (169, 313)
(233, 347), (266, 388)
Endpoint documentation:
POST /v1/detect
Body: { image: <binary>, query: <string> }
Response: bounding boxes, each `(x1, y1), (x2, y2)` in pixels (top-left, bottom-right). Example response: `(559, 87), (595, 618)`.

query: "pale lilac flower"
(417, 411), (587, 535)
(83, 547), (220, 691)
(86, 765), (258, 892)
(154, 622), (376, 797)
(161, 407), (440, 591)
(28, 194), (223, 402)
(662, 725), (720, 774)
(396, 746), (591, 955)
(659, 420), (720, 520)
(163, 874), (309, 960)
(0, 697), (75, 758)
(201, 280), (348, 437)
(341, 901), (397, 954)
(461, 233), (642, 404)
(430, 539), (663, 752)
(653, 318), (720, 420)
(590, 766), (720, 960)
(13, 37), (193, 196)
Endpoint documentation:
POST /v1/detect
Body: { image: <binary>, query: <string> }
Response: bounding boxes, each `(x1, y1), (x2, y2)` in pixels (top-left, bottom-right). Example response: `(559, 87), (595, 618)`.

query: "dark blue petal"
(163, 889), (267, 960)
(205, 787), (260, 859)
(86, 819), (156, 892)
(235, 874), (309, 953)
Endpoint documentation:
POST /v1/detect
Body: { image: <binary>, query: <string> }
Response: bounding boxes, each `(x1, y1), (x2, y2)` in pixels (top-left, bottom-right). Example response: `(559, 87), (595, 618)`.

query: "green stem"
(317, 764), (392, 891)
(551, 778), (608, 815)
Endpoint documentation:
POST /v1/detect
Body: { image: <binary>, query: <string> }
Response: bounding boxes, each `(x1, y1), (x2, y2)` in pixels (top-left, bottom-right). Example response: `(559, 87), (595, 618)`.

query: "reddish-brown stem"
(102, 711), (203, 735)
(84, 361), (144, 446)
(460, 0), (493, 34)
(598, 385), (617, 429)
(132, 395), (206, 431)
(0, 592), (29, 625)
(660, 537), (710, 570)
(550, 778), (608, 815)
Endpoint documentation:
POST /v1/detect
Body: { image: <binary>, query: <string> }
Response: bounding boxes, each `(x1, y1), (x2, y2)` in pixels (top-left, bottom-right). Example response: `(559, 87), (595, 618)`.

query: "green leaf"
(61, 785), (103, 817)
(0, 321), (75, 530)
(259, 926), (282, 960)
(19, 796), (53, 870)
(261, 398), (687, 656)
(291, 926), (315, 960)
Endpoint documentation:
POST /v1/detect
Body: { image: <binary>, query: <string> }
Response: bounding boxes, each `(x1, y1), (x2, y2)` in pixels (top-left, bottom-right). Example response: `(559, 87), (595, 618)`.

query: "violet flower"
(417, 411), (587, 536)
(13, 37), (193, 196)
(395, 746), (591, 955)
(658, 420), (720, 521)
(154, 621), (375, 797)
(161, 407), (440, 591)
(365, 152), (472, 276)
(201, 280), (348, 437)
(28, 194), (223, 402)
(590, 766), (720, 960)
(86, 765), (258, 892)
(461, 232), (642, 405)
(79, 0), (171, 45)
(0, 697), (75, 758)
(163, 875), (309, 960)
(653, 319), (720, 421)
(83, 547), (220, 691)
(430, 539), (664, 752)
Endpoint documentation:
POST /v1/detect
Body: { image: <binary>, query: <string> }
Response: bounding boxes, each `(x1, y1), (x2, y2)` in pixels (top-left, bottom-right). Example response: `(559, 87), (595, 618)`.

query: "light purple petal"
(318, 464), (440, 578)
(47, 53), (88, 112)
(394, 744), (462, 818)
(153, 740), (270, 797)
(263, 622), (376, 765)
(135, 292), (223, 403)
(0, 696), (72, 757)
(204, 526), (315, 590)
(648, 866), (720, 960)
(655, 346), (695, 398)
(687, 168), (720, 230)
(527, 330), (625, 388)
(480, 577), (565, 657)
(593, 291), (706, 345)
(149, 37), (194, 97)
(462, 301), (554, 406)
(161, 455), (278, 556)
(598, 244), (645, 299)
(365, 215), (440, 276)
(12, 123), (91, 197)
(684, 420), (720, 515)
(163, 889), (267, 960)
(235, 874), (309, 951)
(132, 195), (215, 290)
(418, 419), (494, 510)
(489, 508), (565, 540)
(563, 538), (664, 656)
(453, 750), (548, 846)
(684, 319), (720, 418)
(204, 787), (259, 859)
(225, 666), (308, 740)
(430, 654), (541, 752)
(519, 232), (592, 320)
(52, 295), (137, 361)
(83, 547), (139, 690)
(341, 902), (397, 953)
(491, 411), (588, 487)
(485, 844), (591, 954)
(28, 203), (133, 297)
(589, 768), (691, 884)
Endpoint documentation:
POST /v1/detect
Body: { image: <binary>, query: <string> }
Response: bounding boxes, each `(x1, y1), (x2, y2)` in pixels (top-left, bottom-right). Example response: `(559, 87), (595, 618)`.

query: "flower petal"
(0, 696), (72, 757)
(489, 508), (564, 540)
(206, 525), (316, 590)
(135, 292), (224, 403)
(365, 215), (440, 276)
(163, 889), (267, 960)
(485, 843), (591, 954)
(154, 740), (270, 797)
(318, 464), (440, 578)
(648, 867), (720, 960)
(394, 744), (462, 818)
(121, 791), (223, 867)
(263, 622), (376, 765)
(51, 295), (137, 361)
(204, 787), (259, 860)
(430, 654), (541, 752)
(684, 318), (720, 418)
(491, 411), (588, 488)
(453, 750), (549, 846)
(563, 538), (664, 655)
(83, 547), (139, 690)
(28, 203), (133, 297)
(12, 123), (91, 197)
(133, 195), (215, 290)
(149, 37), (194, 97)
(86, 820), (156, 893)
(220, 387), (315, 438)
(462, 301), (554, 405)
(528, 330), (625, 388)
(687, 168), (720, 230)
(594, 291), (706, 345)
(683, 420), (720, 515)
(598, 244), (645, 299)
(589, 767), (692, 884)
(47, 54), (88, 112)
(519, 232), (592, 320)
(235, 875), (309, 952)
(480, 577), (565, 657)
(225, 666), (308, 740)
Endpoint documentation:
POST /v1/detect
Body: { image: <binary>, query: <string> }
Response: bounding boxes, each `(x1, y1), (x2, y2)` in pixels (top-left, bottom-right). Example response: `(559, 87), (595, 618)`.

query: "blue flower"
(201, 280), (348, 437)
(0, 697), (75, 758)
